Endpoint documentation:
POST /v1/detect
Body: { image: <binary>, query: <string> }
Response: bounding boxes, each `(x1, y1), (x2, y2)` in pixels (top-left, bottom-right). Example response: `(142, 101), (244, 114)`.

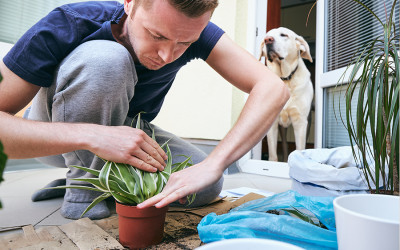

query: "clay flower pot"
(116, 202), (169, 249)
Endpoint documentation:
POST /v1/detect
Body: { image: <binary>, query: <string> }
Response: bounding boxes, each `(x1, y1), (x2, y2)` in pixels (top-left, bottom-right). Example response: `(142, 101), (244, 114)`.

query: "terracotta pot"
(116, 202), (169, 249)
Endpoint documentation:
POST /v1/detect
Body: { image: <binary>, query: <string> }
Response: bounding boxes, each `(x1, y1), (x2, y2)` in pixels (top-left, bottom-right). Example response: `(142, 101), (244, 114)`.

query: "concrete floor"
(0, 159), (292, 236)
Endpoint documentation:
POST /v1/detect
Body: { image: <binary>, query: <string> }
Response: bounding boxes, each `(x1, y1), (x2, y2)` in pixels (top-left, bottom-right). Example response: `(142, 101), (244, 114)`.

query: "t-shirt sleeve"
(3, 7), (79, 87)
(186, 21), (225, 61)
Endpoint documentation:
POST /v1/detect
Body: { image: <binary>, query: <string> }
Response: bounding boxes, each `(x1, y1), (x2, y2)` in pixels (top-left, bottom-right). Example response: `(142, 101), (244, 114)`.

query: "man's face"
(123, 0), (212, 70)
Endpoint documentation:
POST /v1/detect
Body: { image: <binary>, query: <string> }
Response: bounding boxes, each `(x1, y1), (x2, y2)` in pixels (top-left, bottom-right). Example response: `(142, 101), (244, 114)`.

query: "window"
(316, 0), (399, 148)
(0, 0), (121, 44)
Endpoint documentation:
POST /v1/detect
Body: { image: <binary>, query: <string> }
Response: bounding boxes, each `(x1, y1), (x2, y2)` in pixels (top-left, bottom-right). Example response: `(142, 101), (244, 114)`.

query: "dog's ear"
(258, 40), (266, 61)
(295, 36), (313, 63)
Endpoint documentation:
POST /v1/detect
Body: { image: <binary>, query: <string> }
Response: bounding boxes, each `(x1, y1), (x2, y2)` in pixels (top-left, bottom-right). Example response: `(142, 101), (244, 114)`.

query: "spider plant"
(0, 141), (7, 209)
(337, 0), (399, 194)
(50, 113), (195, 216)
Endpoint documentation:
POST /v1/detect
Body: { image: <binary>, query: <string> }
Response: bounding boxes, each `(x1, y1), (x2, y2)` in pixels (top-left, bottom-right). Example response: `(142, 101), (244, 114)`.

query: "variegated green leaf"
(110, 163), (123, 180)
(70, 165), (101, 177)
(134, 182), (144, 201)
(136, 112), (141, 130)
(107, 180), (141, 204)
(114, 163), (136, 194)
(70, 164), (124, 186)
(110, 189), (137, 204)
(129, 166), (145, 191)
(155, 172), (164, 194)
(81, 193), (111, 217)
(99, 161), (112, 191)
(70, 178), (109, 192)
(143, 172), (157, 198)
(187, 193), (196, 205)
(172, 156), (192, 173)
(44, 185), (103, 193)
(163, 145), (173, 175)
(160, 138), (171, 150)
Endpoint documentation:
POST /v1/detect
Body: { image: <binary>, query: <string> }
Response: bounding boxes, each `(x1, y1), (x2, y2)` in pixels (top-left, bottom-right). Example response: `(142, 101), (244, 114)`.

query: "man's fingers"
(137, 193), (166, 208)
(134, 149), (164, 171)
(140, 142), (166, 168)
(143, 135), (168, 161)
(137, 187), (188, 208)
(127, 157), (158, 172)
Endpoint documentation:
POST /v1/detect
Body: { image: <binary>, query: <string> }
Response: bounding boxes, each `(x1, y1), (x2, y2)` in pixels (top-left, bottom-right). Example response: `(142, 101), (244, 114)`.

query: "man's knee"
(58, 40), (137, 94)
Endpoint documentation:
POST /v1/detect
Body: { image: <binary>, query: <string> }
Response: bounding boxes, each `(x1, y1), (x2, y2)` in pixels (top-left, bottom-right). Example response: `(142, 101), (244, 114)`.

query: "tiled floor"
(0, 159), (292, 236)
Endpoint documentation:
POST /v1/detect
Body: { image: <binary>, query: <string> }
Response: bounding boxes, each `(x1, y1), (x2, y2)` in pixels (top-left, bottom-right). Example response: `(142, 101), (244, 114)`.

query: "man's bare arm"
(138, 34), (289, 208)
(0, 61), (167, 171)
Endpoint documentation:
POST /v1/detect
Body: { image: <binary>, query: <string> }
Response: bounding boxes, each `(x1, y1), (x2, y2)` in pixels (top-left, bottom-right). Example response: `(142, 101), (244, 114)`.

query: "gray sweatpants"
(27, 40), (223, 207)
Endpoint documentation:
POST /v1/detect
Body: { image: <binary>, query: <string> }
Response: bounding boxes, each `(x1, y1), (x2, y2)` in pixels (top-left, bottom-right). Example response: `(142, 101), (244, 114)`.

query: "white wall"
(153, 0), (249, 140)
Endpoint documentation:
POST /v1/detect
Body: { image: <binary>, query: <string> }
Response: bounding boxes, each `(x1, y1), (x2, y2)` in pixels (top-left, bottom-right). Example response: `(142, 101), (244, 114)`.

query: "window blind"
(0, 0), (121, 44)
(326, 0), (399, 72)
(323, 84), (374, 148)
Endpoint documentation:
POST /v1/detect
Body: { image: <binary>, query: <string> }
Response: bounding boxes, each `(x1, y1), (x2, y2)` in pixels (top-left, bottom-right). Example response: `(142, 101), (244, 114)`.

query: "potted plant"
(338, 0), (399, 195)
(51, 113), (195, 249)
(333, 1), (399, 249)
(0, 141), (7, 209)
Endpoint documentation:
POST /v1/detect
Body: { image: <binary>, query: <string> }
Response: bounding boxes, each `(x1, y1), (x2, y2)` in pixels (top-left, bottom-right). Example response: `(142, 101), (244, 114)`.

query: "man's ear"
(124, 0), (134, 15)
(295, 35), (313, 63)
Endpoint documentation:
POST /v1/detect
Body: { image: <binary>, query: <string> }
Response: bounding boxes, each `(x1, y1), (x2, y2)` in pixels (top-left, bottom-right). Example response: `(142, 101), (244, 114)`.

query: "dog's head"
(259, 27), (313, 65)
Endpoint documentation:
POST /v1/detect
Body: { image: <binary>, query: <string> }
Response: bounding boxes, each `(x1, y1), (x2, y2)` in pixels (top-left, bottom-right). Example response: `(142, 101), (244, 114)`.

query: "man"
(0, 0), (288, 219)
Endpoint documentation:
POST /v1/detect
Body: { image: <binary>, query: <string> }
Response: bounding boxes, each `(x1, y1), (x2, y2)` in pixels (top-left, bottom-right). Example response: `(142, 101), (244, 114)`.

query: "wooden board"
(0, 194), (265, 249)
(0, 225), (78, 250)
(59, 218), (124, 250)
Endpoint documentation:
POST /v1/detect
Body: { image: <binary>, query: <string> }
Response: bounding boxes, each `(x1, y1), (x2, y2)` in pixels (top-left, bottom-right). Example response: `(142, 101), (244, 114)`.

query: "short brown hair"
(168, 0), (219, 17)
(134, 0), (219, 18)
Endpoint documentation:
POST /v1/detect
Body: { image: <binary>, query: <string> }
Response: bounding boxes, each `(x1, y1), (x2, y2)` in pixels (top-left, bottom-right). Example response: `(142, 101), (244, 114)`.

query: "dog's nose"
(264, 36), (274, 44)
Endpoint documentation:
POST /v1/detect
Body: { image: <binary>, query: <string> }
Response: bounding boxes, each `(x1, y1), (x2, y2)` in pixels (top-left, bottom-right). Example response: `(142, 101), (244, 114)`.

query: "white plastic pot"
(334, 194), (399, 250)
(195, 238), (304, 250)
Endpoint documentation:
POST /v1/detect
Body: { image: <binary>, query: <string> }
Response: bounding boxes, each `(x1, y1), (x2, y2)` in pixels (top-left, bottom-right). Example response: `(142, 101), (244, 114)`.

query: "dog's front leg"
(292, 118), (308, 150)
(267, 120), (279, 161)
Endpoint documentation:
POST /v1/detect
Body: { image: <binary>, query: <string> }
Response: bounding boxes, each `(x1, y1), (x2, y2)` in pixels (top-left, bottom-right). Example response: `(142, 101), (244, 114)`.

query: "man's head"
(120, 0), (219, 70)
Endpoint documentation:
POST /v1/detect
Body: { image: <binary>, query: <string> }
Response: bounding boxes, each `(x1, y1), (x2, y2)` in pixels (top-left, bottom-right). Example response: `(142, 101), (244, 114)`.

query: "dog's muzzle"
(266, 43), (284, 62)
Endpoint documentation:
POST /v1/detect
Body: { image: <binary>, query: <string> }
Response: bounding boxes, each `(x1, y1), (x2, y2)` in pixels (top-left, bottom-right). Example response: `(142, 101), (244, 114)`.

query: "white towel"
(288, 146), (385, 196)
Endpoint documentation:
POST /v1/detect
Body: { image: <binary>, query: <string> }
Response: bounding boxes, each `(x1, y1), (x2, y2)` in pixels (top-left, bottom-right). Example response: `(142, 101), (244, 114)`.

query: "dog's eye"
(280, 33), (288, 37)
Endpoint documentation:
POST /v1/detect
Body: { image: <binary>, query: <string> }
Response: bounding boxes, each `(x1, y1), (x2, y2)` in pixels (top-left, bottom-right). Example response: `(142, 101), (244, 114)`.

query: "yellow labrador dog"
(259, 27), (314, 161)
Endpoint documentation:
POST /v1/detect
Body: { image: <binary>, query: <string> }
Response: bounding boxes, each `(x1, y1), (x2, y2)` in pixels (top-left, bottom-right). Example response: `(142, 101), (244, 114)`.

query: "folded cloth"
(291, 179), (368, 197)
(288, 146), (382, 193)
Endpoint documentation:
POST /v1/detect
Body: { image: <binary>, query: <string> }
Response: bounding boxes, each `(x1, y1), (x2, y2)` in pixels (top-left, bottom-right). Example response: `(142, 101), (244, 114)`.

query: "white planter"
(334, 194), (399, 250)
(196, 238), (304, 250)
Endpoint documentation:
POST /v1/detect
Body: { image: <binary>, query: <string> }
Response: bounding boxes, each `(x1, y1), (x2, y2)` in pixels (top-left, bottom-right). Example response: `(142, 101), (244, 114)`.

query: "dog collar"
(281, 65), (298, 81)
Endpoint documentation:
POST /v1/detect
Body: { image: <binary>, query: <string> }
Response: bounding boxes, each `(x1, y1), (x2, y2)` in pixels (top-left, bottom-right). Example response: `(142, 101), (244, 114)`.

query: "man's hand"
(86, 125), (167, 172)
(137, 161), (223, 208)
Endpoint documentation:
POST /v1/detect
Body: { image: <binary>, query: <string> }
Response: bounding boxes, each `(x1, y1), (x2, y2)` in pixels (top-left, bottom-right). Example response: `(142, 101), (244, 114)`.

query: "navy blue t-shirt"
(3, 1), (225, 121)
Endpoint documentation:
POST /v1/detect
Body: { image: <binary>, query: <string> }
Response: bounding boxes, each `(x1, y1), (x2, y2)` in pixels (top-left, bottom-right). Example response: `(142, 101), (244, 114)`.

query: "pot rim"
(115, 201), (169, 209)
(333, 194), (399, 225)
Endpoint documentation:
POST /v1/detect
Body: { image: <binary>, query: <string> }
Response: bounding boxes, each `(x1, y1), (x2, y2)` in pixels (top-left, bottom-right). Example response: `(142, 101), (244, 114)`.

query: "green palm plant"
(0, 73), (7, 209)
(337, 0), (399, 194)
(0, 141), (7, 209)
(50, 113), (195, 216)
